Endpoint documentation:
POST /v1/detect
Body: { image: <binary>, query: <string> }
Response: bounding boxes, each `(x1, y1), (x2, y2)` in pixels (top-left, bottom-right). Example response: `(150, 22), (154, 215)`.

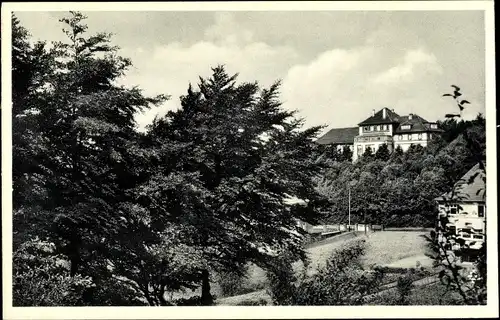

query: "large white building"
(316, 107), (443, 161)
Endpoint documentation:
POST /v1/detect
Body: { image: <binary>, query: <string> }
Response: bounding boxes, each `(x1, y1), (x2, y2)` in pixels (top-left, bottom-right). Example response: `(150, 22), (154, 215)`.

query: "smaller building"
(435, 163), (486, 262)
(315, 127), (357, 153)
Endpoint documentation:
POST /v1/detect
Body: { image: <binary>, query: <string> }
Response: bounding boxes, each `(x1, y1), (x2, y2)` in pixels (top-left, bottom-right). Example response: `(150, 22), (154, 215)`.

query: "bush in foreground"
(267, 239), (385, 305)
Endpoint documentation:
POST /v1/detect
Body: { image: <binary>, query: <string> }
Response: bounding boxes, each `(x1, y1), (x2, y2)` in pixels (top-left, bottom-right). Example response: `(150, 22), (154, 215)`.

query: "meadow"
(216, 230), (435, 305)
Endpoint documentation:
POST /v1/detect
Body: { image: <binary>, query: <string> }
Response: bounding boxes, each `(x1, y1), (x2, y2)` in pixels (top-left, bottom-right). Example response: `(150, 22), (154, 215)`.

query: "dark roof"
(394, 114), (444, 133)
(435, 163), (486, 202)
(316, 127), (358, 145)
(358, 108), (401, 125)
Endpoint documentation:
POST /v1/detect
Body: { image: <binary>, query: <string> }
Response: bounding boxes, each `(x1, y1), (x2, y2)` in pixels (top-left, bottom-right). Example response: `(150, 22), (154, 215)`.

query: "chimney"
(372, 109), (375, 117)
(409, 113), (413, 120)
(382, 108), (387, 119)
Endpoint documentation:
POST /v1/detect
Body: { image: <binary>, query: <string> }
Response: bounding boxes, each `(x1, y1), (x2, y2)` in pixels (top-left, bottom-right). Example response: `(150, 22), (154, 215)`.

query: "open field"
(304, 230), (432, 270)
(361, 231), (433, 268)
(216, 230), (435, 305)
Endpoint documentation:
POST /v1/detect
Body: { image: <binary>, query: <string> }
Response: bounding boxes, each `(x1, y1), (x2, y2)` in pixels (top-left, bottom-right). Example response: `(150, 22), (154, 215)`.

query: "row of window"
(363, 124), (389, 132)
(356, 144), (378, 156)
(446, 204), (485, 217)
(395, 134), (420, 141)
(446, 226), (484, 236)
(395, 133), (434, 141)
(363, 123), (438, 133)
(401, 123), (438, 130)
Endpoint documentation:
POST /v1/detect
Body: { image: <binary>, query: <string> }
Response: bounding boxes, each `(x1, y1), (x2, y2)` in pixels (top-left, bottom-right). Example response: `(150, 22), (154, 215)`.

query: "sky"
(14, 10), (486, 133)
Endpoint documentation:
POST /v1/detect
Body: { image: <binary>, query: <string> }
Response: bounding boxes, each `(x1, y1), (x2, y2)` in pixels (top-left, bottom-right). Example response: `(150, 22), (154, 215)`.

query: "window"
(370, 126), (374, 131)
(383, 125), (387, 130)
(403, 134), (408, 140)
(364, 126), (369, 131)
(408, 134), (412, 140)
(429, 133), (433, 139)
(431, 123), (438, 129)
(478, 205), (485, 217)
(418, 133), (422, 140)
(448, 204), (459, 215)
(402, 124), (411, 130)
(376, 125), (380, 131)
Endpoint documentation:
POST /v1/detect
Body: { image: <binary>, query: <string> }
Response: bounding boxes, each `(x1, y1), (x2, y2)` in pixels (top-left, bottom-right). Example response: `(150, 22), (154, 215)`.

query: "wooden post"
(364, 211), (367, 235)
(348, 185), (351, 231)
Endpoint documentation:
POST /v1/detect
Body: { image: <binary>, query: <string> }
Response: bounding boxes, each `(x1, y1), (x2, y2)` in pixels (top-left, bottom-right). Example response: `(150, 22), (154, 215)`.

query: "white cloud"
(204, 12), (255, 45)
(14, 11), (486, 133)
(118, 13), (299, 130)
(280, 46), (444, 132)
(372, 49), (442, 85)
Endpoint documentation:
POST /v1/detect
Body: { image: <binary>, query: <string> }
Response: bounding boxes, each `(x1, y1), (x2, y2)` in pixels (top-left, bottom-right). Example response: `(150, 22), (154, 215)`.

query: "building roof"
(316, 127), (358, 145)
(358, 107), (401, 125)
(436, 163), (486, 203)
(394, 114), (444, 134)
(317, 108), (443, 145)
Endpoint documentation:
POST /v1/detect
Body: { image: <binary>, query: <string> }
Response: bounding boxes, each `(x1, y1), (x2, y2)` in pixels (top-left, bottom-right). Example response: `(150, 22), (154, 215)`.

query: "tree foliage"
(424, 85), (487, 305)
(12, 13), (329, 306)
(144, 66), (329, 304)
(12, 12), (169, 306)
(318, 113), (485, 227)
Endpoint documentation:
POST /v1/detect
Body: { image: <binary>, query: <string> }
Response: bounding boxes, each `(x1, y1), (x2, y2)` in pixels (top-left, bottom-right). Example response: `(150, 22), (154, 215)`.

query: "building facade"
(316, 107), (443, 161)
(435, 163), (486, 262)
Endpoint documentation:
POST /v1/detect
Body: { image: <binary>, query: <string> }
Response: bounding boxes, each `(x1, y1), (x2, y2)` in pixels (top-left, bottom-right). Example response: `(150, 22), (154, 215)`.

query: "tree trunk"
(68, 239), (81, 276)
(200, 269), (213, 305)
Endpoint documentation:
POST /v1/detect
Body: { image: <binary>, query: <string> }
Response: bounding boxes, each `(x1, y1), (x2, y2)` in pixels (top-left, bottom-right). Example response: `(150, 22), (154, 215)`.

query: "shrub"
(215, 264), (267, 297)
(173, 296), (205, 306)
(266, 253), (298, 305)
(13, 239), (94, 306)
(396, 273), (416, 305)
(81, 277), (149, 306)
(216, 269), (247, 297)
(235, 298), (268, 306)
(267, 239), (385, 305)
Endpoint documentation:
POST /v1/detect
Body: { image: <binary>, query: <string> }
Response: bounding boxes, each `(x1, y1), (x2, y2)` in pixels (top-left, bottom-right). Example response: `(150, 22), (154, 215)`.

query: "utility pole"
(364, 210), (367, 235)
(348, 184), (351, 232)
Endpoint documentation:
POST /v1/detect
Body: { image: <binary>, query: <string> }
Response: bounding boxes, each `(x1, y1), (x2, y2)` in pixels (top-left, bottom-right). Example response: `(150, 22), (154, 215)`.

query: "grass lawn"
(305, 230), (432, 270)
(216, 231), (436, 305)
(361, 231), (432, 268)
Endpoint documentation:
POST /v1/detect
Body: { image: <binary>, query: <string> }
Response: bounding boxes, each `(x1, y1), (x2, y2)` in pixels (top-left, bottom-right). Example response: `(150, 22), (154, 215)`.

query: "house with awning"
(435, 163), (486, 262)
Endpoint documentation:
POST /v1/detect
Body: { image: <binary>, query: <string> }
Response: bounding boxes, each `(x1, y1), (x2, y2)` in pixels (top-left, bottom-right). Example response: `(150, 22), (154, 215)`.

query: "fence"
(305, 223), (381, 234)
(383, 227), (434, 232)
(303, 223), (434, 234)
(305, 231), (360, 249)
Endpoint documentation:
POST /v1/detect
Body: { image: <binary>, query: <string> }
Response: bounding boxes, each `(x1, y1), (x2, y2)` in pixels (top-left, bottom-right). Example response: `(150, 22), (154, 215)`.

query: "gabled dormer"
(394, 113), (444, 134)
(357, 107), (401, 135)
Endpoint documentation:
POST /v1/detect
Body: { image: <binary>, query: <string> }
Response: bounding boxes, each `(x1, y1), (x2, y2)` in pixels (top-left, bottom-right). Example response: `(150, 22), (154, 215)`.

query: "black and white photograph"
(1, 1), (497, 319)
